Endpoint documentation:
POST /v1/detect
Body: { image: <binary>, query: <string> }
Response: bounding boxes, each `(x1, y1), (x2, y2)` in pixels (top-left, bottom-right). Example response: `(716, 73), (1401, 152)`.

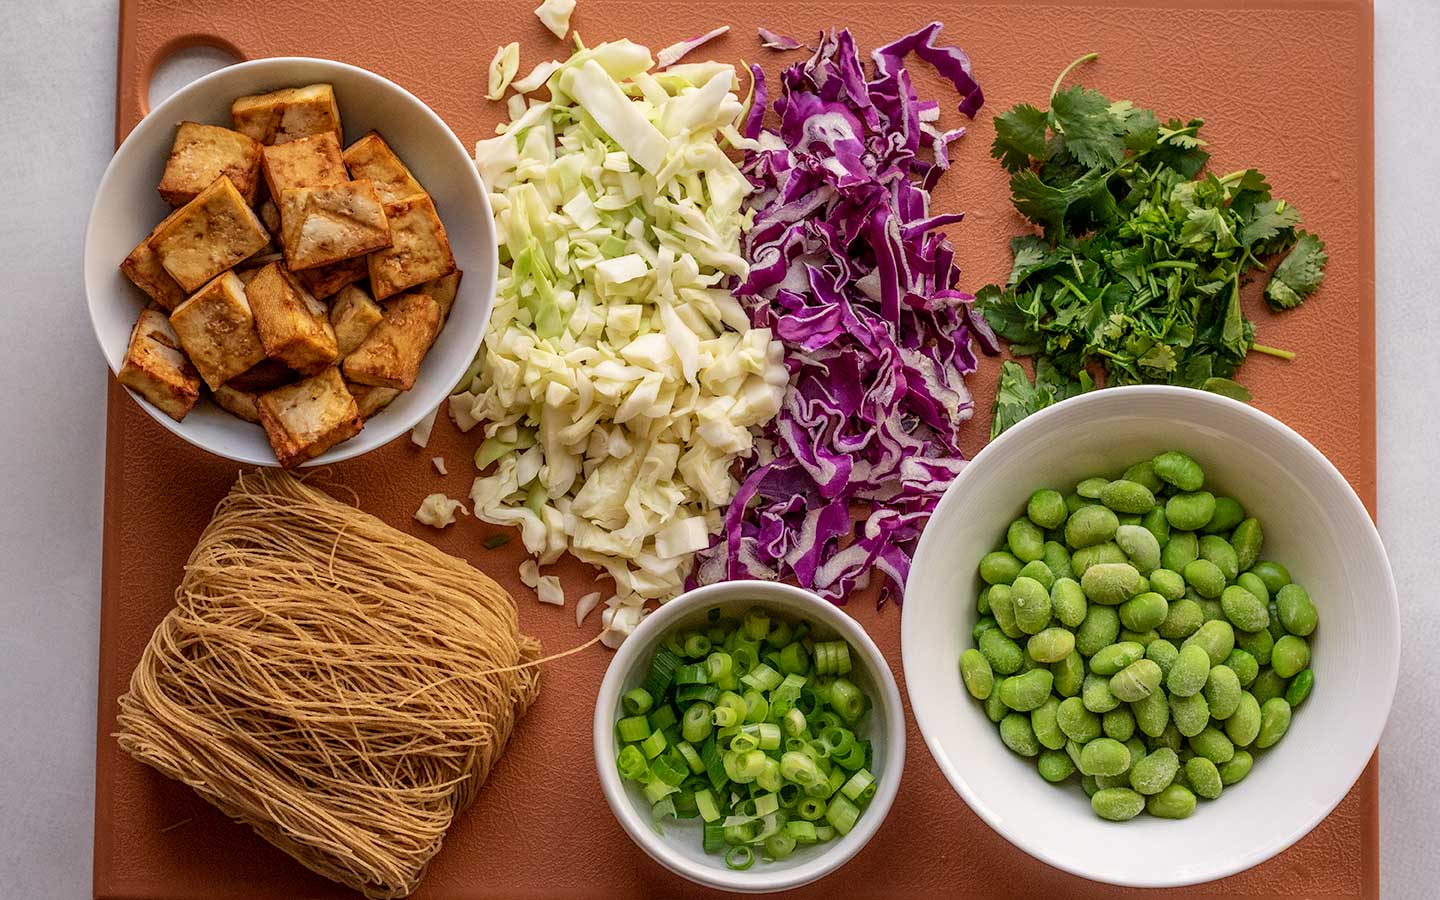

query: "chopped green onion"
(796, 797), (827, 821)
(706, 651), (734, 681)
(765, 619), (793, 649)
(648, 704), (678, 733)
(644, 778), (678, 804)
(814, 824), (836, 842)
(677, 741), (706, 775)
(749, 723), (782, 750)
(642, 648), (682, 699)
(711, 705), (739, 728)
(743, 606), (771, 641)
(823, 726), (856, 758)
(834, 741), (867, 772)
(695, 787), (722, 822)
(780, 750), (821, 785)
(777, 782), (801, 809)
(764, 832), (797, 861)
(730, 731), (760, 754)
(622, 687), (654, 716)
(703, 821), (727, 853)
(617, 715), (650, 744)
(640, 729), (667, 759)
(756, 757), (783, 792)
(732, 644), (759, 674)
(814, 640), (852, 676)
(617, 745), (649, 781)
(741, 663), (784, 692)
(782, 708), (807, 737)
(481, 533), (511, 550)
(724, 821), (757, 845)
(675, 684), (720, 707)
(841, 768), (875, 802)
(778, 641), (810, 675)
(682, 702), (714, 743)
(675, 663), (709, 685)
(742, 690), (769, 724)
(785, 819), (818, 843)
(810, 709), (842, 733)
(734, 749), (767, 781)
(651, 753), (688, 787)
(754, 792), (780, 817)
(725, 846), (755, 871)
(683, 632), (712, 658)
(828, 678), (866, 724)
(700, 737), (728, 792)
(805, 738), (830, 760)
(826, 793), (861, 835)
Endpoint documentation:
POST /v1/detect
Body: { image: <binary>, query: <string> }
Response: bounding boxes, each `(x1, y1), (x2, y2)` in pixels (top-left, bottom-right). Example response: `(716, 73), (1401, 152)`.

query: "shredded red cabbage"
(692, 25), (993, 604)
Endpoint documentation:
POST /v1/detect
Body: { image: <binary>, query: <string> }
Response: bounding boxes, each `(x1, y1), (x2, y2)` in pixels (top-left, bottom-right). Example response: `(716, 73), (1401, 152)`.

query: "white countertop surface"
(0, 0), (1434, 896)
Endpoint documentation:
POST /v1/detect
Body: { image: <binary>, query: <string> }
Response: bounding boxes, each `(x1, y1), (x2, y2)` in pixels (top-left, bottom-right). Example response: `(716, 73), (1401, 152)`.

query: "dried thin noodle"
(117, 469), (543, 898)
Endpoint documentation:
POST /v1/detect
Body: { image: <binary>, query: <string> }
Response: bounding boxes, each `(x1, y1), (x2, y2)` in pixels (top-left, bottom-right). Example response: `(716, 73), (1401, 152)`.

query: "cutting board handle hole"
(144, 37), (245, 115)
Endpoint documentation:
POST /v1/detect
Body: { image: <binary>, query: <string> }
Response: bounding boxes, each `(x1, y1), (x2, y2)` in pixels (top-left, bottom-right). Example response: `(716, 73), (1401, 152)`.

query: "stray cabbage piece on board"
(464, 38), (788, 644)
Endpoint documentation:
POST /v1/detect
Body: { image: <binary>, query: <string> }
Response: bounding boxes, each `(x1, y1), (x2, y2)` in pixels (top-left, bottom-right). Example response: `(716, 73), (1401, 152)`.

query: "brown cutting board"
(96, 0), (1376, 897)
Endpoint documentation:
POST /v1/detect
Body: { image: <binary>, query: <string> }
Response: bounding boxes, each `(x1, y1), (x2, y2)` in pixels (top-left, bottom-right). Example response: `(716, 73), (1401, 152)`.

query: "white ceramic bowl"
(904, 385), (1398, 888)
(594, 582), (905, 893)
(84, 57), (496, 466)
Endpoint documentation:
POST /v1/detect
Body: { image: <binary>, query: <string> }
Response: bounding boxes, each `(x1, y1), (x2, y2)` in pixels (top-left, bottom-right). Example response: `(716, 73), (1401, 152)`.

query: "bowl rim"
(593, 581), (906, 893)
(902, 384), (1400, 888)
(83, 55), (496, 467)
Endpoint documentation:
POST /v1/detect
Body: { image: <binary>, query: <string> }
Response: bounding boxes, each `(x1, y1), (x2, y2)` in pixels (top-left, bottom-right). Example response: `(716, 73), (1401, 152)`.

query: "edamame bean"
(1158, 598), (1204, 640)
(1147, 783), (1197, 818)
(1092, 787), (1146, 821)
(979, 628), (1025, 675)
(1027, 627), (1075, 664)
(1050, 578), (1087, 628)
(1151, 723), (1183, 753)
(1057, 696), (1102, 743)
(1103, 706), (1136, 741)
(1081, 773), (1098, 797)
(979, 550), (1023, 585)
(1017, 559), (1055, 591)
(1064, 492), (1093, 515)
(1271, 635), (1310, 678)
(1230, 518), (1264, 571)
(1145, 639), (1180, 678)
(960, 649), (994, 699)
(1038, 748), (1077, 782)
(1266, 602), (1286, 640)
(1276, 583), (1318, 636)
(998, 668), (1054, 712)
(973, 615), (998, 642)
(1129, 747), (1179, 795)
(1077, 476), (1109, 499)
(1221, 584), (1270, 633)
(1119, 628), (1160, 647)
(1011, 576), (1053, 635)
(1190, 726), (1235, 764)
(1182, 558), (1226, 599)
(1123, 460), (1165, 493)
(1248, 560), (1292, 594)
(1115, 524), (1162, 574)
(1153, 450), (1205, 491)
(984, 682), (1009, 722)
(1183, 619), (1236, 666)
(1075, 605), (1122, 657)
(1198, 535), (1240, 581)
(1219, 750), (1254, 785)
(1168, 644), (1212, 697)
(1198, 598), (1225, 623)
(1166, 491), (1217, 532)
(1251, 669), (1289, 705)
(1285, 668), (1314, 707)
(1066, 505), (1120, 549)
(1225, 649), (1259, 687)
(1236, 571), (1269, 605)
(1008, 517), (1046, 563)
(1236, 627), (1274, 666)
(1031, 696), (1066, 750)
(1082, 562), (1143, 605)
(1090, 641), (1145, 676)
(1070, 541), (1128, 577)
(1120, 591), (1169, 632)
(1201, 496), (1245, 534)
(1042, 541), (1073, 582)
(1140, 506), (1171, 547)
(1110, 659), (1163, 702)
(1256, 697), (1293, 749)
(1102, 479), (1157, 515)
(1000, 712), (1041, 756)
(1052, 651), (1085, 697)
(1082, 673), (1121, 713)
(1203, 665), (1242, 719)
(1170, 691), (1211, 737)
(989, 585), (1023, 638)
(1161, 530), (1200, 571)
(1149, 568), (1186, 602)
(1132, 690), (1170, 738)
(1079, 738), (1132, 777)
(977, 586), (993, 616)
(1027, 489), (1068, 530)
(1185, 757), (1223, 800)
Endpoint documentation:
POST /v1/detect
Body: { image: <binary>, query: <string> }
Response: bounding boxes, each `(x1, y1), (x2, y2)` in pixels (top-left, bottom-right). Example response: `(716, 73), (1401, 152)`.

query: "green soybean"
(1202, 496), (1245, 534)
(972, 615), (999, 642)
(1076, 606), (1121, 657)
(1151, 723), (1183, 753)
(1166, 492), (1217, 532)
(1050, 578), (1088, 629)
(1081, 773), (1099, 797)
(989, 584), (1023, 638)
(1123, 460), (1164, 493)
(1008, 517), (1046, 563)
(1266, 601), (1287, 641)
(1236, 627), (1274, 666)
(1161, 530), (1200, 571)
(1147, 783), (1197, 818)
(1115, 525), (1162, 574)
(1030, 696), (1066, 750)
(1082, 673), (1121, 713)
(960, 649), (994, 700)
(1038, 748), (1077, 782)
(1079, 738), (1132, 777)
(1149, 568), (1186, 602)
(1285, 668), (1314, 707)
(1132, 689), (1170, 738)
(1231, 518), (1264, 571)
(1249, 560), (1292, 594)
(1276, 583), (1318, 636)
(1052, 651), (1085, 697)
(1102, 479), (1157, 515)
(1170, 691), (1211, 737)
(1236, 571), (1270, 605)
(1119, 591), (1169, 633)
(1219, 750), (1254, 785)
(1011, 576), (1053, 635)
(1183, 619), (1236, 666)
(1139, 506), (1170, 546)
(1198, 598), (1225, 623)
(1168, 644), (1212, 697)
(1110, 659), (1163, 702)
(977, 586), (993, 616)
(1225, 649), (1260, 687)
(1153, 451), (1205, 491)
(1000, 712), (1041, 756)
(984, 682), (1009, 722)
(1066, 505), (1121, 549)
(1027, 489), (1068, 530)
(1158, 598), (1204, 640)
(1027, 627), (1075, 664)
(979, 628), (1024, 675)
(1042, 541), (1073, 582)
(1092, 787), (1146, 821)
(1090, 641), (1145, 676)
(1064, 492), (1092, 515)
(979, 550), (1023, 585)
(1221, 584), (1270, 633)
(1251, 669), (1289, 705)
(1203, 665), (1243, 719)
(1190, 726), (1235, 764)
(1119, 628), (1160, 647)
(1071, 541), (1128, 577)
(1198, 535), (1240, 581)
(1145, 639), (1180, 678)
(1057, 696), (1102, 743)
(1081, 562), (1143, 606)
(1271, 635), (1310, 678)
(1017, 559), (1056, 591)
(1256, 697), (1292, 749)
(1185, 757), (1223, 800)
(998, 668), (1054, 712)
(1102, 706), (1136, 741)
(1077, 476), (1110, 499)
(1182, 558), (1226, 599)
(1129, 747), (1179, 795)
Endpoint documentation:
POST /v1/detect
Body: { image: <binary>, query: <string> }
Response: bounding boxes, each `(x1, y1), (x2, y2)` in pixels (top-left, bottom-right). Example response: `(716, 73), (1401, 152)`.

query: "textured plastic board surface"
(96, 0), (1376, 898)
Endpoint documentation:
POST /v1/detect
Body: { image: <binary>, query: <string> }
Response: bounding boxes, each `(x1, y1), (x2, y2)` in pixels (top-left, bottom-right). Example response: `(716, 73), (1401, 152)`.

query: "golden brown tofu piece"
(168, 270), (268, 390)
(294, 255), (367, 299)
(261, 132), (348, 198)
(342, 291), (442, 390)
(368, 194), (455, 300)
(148, 176), (270, 293)
(258, 197), (281, 236)
(278, 179), (391, 271)
(211, 384), (260, 422)
(120, 207), (189, 310)
(347, 382), (402, 419)
(330, 284), (384, 356)
(231, 84), (343, 146)
(157, 122), (264, 206)
(117, 307), (201, 421)
(342, 132), (424, 204)
(245, 263), (339, 375)
(423, 270), (463, 320)
(227, 357), (298, 393)
(256, 367), (363, 467)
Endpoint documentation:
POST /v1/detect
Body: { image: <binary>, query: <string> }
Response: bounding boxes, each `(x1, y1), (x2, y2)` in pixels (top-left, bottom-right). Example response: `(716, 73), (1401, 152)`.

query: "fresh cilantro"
(978, 54), (1328, 435)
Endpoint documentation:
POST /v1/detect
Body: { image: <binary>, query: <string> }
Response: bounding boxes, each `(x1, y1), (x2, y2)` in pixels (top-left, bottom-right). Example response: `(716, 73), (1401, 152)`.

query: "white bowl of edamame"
(902, 385), (1399, 888)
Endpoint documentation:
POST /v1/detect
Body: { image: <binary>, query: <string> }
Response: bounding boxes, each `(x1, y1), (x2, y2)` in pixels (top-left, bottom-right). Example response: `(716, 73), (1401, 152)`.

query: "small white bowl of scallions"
(594, 581), (904, 892)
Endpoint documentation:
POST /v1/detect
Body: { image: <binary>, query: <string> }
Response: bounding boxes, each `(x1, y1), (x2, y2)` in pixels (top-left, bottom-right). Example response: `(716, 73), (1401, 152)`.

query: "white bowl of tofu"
(85, 57), (496, 466)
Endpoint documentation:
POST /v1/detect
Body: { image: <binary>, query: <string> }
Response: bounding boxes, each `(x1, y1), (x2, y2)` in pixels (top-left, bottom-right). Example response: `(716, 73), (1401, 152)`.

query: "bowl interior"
(595, 582), (903, 893)
(84, 57), (495, 466)
(903, 386), (1398, 887)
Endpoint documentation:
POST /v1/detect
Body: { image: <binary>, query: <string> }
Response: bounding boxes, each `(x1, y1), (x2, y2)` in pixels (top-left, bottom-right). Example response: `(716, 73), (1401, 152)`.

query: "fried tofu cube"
(120, 207), (189, 310)
(342, 291), (442, 390)
(368, 194), (455, 300)
(117, 307), (201, 421)
(168, 270), (268, 390)
(347, 383), (402, 419)
(231, 84), (342, 146)
(330, 284), (384, 356)
(261, 132), (348, 198)
(245, 262), (339, 375)
(278, 179), (391, 271)
(423, 270), (463, 320)
(342, 132), (424, 204)
(257, 367), (362, 467)
(148, 176), (270, 292)
(157, 122), (264, 206)
(294, 254), (367, 299)
(258, 197), (281, 236)
(211, 384), (260, 422)
(226, 357), (298, 393)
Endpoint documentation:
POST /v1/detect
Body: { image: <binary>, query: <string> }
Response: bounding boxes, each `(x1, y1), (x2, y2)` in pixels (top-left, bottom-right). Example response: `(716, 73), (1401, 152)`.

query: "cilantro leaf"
(1007, 235), (1060, 285)
(1239, 198), (1302, 247)
(1265, 231), (1328, 310)
(991, 360), (1087, 438)
(1202, 377), (1253, 402)
(1049, 86), (1129, 169)
(991, 103), (1049, 172)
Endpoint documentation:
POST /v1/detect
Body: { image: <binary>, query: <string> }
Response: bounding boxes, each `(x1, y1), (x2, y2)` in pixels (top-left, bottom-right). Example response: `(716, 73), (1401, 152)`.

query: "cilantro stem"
(1249, 342), (1296, 361)
(1051, 53), (1099, 98)
(1149, 261), (1198, 271)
